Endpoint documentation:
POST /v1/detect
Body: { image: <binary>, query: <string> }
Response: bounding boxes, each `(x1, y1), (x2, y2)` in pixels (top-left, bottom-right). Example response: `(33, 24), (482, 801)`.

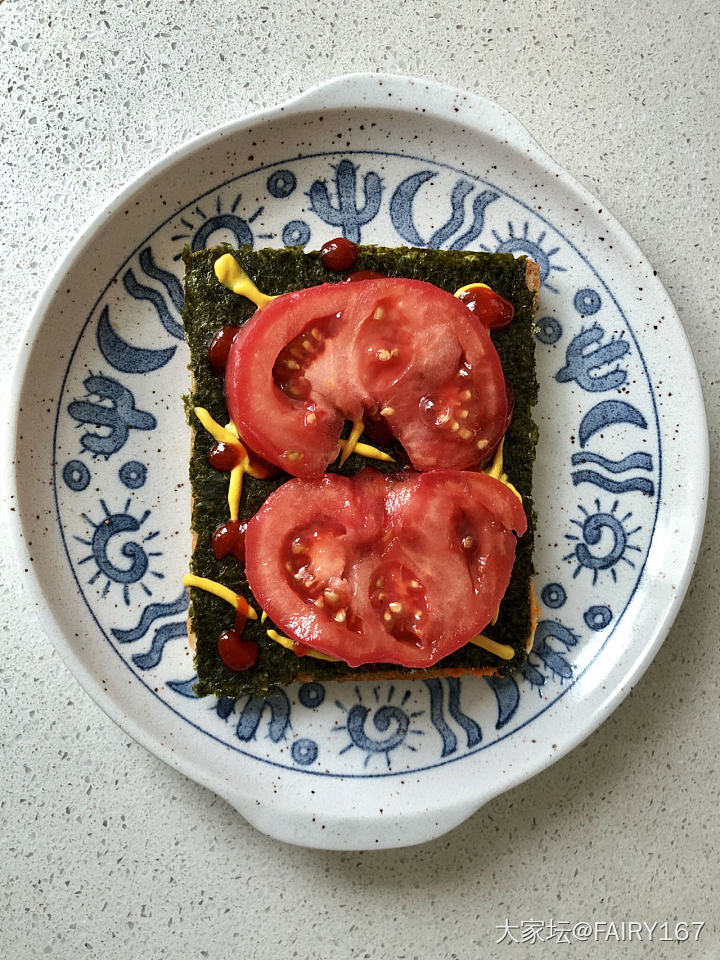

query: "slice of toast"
(183, 245), (539, 698)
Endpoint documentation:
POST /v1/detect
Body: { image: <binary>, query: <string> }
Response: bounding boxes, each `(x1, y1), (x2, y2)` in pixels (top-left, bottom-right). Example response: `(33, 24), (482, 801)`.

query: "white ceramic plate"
(6, 75), (708, 849)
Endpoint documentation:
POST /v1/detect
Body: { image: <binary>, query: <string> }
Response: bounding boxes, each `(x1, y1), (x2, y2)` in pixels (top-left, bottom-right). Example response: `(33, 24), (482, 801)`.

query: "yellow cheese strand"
(182, 574), (258, 619)
(214, 254), (277, 308)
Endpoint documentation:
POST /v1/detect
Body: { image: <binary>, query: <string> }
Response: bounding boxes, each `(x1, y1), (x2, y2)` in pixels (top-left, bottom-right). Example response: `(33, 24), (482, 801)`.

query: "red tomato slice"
(224, 278), (509, 478)
(244, 469), (527, 668)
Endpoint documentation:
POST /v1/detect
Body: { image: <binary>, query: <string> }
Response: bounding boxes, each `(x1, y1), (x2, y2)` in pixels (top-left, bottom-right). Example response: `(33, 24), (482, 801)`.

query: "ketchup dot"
(217, 630), (259, 671)
(208, 441), (243, 472)
(208, 325), (240, 374)
(212, 519), (247, 562)
(320, 237), (358, 272)
(344, 269), (386, 283)
(456, 287), (514, 330)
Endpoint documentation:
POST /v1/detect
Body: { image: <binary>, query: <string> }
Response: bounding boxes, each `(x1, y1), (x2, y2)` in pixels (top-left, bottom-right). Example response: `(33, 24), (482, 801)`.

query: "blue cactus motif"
(307, 160), (382, 243)
(522, 619), (580, 690)
(555, 323), (630, 392)
(67, 373), (156, 458)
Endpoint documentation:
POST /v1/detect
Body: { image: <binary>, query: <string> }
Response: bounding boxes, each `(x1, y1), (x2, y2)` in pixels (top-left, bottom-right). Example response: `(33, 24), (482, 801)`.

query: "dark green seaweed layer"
(182, 244), (538, 698)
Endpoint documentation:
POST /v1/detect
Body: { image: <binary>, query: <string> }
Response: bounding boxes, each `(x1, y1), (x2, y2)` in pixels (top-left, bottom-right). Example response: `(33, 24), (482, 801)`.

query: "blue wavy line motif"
(449, 190), (499, 249)
(571, 471), (655, 495)
(138, 247), (184, 313)
(423, 679), (457, 757)
(485, 675), (521, 729)
(97, 305), (176, 373)
(122, 269), (184, 340)
(112, 588), (188, 643)
(427, 179), (474, 248)
(166, 675), (198, 698)
(132, 620), (187, 671)
(446, 678), (482, 747)
(570, 451), (653, 473)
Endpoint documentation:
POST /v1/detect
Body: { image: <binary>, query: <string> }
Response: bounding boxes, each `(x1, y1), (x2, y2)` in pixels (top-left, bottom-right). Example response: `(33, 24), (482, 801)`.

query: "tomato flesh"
(245, 469), (526, 668)
(225, 278), (510, 478)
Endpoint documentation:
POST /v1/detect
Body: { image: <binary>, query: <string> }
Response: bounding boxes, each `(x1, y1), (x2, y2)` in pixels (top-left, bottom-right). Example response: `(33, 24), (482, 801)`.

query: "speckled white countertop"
(2, 1), (718, 956)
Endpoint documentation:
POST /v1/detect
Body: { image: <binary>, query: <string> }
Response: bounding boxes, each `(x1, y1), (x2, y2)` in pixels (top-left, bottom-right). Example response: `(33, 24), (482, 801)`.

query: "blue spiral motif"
(536, 316), (562, 345)
(119, 460), (147, 489)
(282, 220), (311, 246)
(584, 605), (612, 631)
(267, 169), (297, 198)
(63, 460), (90, 491)
(291, 738), (319, 766)
(541, 582), (567, 609)
(573, 288), (602, 315)
(92, 512), (150, 585)
(298, 682), (325, 709)
(575, 512), (626, 571)
(345, 704), (409, 754)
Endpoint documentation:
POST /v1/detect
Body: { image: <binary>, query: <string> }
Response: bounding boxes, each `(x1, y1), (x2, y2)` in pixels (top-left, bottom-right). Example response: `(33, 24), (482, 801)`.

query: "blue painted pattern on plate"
(52, 151), (661, 776)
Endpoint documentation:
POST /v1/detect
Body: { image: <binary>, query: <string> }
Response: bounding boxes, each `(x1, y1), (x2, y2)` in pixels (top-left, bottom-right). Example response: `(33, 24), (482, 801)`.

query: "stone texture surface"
(1, 0), (718, 957)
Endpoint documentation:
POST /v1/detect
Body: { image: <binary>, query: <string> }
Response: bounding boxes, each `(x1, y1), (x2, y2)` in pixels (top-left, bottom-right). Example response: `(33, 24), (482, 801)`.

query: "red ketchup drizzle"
(217, 628), (259, 671)
(344, 269), (386, 283)
(207, 440), (244, 472)
(212, 519), (247, 563)
(208, 325), (240, 374)
(320, 237), (358, 272)
(456, 286), (514, 330)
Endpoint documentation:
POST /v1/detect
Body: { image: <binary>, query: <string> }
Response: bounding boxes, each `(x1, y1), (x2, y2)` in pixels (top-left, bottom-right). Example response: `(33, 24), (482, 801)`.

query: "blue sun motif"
(74, 499), (164, 605)
(483, 220), (568, 293)
(563, 498), (642, 585)
(171, 192), (273, 260)
(332, 685), (425, 769)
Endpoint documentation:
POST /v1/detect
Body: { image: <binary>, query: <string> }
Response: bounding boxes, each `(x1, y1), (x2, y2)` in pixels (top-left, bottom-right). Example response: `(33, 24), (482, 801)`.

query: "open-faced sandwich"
(182, 241), (539, 698)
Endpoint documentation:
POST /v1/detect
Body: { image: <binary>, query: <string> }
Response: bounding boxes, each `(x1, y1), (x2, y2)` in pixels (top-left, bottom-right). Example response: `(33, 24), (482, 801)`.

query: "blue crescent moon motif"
(389, 170), (435, 245)
(97, 305), (176, 373)
(579, 399), (648, 448)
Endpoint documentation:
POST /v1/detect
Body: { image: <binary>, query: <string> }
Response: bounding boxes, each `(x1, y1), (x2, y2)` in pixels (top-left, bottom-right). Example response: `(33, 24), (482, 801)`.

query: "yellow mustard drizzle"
(338, 420), (365, 466)
(453, 281), (490, 298)
(354, 442), (394, 462)
(468, 634), (515, 660)
(337, 419), (394, 466)
(182, 573), (258, 619)
(266, 628), (339, 662)
(484, 438), (522, 503)
(214, 254), (277, 308)
(193, 407), (270, 522)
